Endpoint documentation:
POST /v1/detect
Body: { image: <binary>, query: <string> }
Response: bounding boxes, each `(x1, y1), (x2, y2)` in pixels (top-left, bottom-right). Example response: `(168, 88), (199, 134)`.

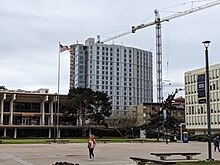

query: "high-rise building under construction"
(69, 38), (153, 114)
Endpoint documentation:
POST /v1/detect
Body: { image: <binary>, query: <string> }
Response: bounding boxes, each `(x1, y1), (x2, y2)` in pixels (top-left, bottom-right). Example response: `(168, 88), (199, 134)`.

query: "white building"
(185, 63), (220, 135)
(70, 38), (153, 114)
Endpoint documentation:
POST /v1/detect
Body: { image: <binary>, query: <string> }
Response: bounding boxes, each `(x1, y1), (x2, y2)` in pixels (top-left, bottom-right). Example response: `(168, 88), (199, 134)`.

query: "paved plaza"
(0, 142), (219, 165)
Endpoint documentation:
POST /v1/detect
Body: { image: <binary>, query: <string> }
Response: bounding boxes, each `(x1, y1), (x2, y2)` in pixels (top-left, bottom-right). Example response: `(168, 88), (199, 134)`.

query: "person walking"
(213, 136), (220, 152)
(87, 134), (96, 160)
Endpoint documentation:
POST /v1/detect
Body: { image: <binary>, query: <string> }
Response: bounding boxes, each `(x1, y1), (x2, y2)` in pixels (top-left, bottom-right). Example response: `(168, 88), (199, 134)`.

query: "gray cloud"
(0, 0), (219, 100)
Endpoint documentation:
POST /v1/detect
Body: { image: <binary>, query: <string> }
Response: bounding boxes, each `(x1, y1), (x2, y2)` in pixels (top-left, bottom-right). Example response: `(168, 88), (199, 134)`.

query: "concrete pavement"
(0, 142), (219, 165)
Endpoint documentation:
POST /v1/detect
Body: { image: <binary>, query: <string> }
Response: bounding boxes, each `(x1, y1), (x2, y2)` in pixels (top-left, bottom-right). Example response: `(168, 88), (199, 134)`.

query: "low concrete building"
(0, 88), (117, 138)
(0, 88), (70, 138)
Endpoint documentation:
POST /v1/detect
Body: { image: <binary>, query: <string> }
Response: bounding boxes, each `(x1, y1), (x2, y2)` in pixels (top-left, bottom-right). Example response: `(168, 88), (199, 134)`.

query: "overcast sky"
(0, 0), (219, 100)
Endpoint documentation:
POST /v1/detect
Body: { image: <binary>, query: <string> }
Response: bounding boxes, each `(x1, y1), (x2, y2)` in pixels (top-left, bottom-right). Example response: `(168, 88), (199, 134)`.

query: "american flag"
(60, 44), (69, 52)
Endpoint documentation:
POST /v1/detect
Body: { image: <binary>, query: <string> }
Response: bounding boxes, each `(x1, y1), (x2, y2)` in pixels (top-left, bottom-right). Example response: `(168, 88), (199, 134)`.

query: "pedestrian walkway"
(0, 142), (219, 165)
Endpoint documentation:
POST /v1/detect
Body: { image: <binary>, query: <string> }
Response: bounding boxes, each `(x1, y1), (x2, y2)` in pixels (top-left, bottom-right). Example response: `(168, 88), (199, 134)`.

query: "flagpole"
(57, 42), (61, 140)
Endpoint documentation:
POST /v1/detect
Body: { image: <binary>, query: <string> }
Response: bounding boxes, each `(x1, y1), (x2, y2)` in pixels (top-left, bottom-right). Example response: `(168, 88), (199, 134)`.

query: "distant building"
(171, 96), (185, 123)
(128, 103), (161, 126)
(185, 63), (220, 135)
(70, 38), (153, 114)
(128, 98), (185, 126)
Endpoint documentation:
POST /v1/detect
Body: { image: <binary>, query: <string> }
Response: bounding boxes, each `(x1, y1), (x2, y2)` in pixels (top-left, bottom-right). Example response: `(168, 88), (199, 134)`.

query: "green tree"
(148, 110), (163, 141)
(147, 89), (182, 141)
(107, 114), (137, 137)
(0, 86), (7, 90)
(63, 88), (112, 126)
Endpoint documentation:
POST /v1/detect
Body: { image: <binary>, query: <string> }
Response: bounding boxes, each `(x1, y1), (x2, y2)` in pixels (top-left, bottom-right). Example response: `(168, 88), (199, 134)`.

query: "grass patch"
(96, 138), (154, 143)
(2, 139), (51, 144)
(0, 138), (155, 144)
(1, 138), (89, 144)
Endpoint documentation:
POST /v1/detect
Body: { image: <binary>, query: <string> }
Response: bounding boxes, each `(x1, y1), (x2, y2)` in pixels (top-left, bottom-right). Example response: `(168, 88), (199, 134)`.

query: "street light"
(202, 40), (213, 161)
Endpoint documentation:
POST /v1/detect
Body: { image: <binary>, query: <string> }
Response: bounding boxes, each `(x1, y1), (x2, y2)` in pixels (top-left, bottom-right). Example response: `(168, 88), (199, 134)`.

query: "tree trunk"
(157, 127), (160, 142)
(114, 128), (124, 137)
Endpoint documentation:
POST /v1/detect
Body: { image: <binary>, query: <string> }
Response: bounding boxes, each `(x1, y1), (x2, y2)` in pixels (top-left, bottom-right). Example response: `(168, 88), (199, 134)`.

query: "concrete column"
(41, 96), (48, 125)
(14, 128), (17, 139)
(41, 102), (45, 125)
(49, 101), (54, 125)
(48, 128), (51, 138)
(4, 128), (6, 138)
(0, 94), (6, 125)
(9, 94), (16, 125)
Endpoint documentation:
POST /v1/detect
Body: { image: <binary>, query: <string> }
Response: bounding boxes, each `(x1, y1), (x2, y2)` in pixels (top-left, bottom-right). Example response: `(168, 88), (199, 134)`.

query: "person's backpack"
(214, 138), (219, 145)
(88, 142), (91, 148)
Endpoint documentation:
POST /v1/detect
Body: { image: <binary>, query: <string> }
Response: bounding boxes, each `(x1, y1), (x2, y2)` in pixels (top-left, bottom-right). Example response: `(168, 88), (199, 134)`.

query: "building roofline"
(185, 63), (220, 74)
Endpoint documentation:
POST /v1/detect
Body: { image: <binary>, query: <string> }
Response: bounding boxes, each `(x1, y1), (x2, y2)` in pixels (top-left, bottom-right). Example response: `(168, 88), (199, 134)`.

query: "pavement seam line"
(1, 153), (33, 165)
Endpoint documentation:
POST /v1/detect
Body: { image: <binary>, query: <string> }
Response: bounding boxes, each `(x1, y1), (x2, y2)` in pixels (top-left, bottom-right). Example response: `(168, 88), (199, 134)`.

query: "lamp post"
(202, 40), (212, 161)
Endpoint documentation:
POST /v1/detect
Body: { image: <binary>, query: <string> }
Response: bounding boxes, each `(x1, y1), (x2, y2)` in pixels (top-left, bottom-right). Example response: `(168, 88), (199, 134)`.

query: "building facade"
(0, 88), (70, 138)
(0, 88), (120, 138)
(185, 63), (220, 135)
(70, 38), (153, 114)
(128, 98), (185, 126)
(128, 103), (161, 126)
(171, 97), (185, 124)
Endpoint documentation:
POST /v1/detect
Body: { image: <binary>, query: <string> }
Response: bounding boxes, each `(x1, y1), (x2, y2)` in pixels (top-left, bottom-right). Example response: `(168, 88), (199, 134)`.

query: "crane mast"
(98, 0), (220, 103)
(155, 10), (163, 103)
